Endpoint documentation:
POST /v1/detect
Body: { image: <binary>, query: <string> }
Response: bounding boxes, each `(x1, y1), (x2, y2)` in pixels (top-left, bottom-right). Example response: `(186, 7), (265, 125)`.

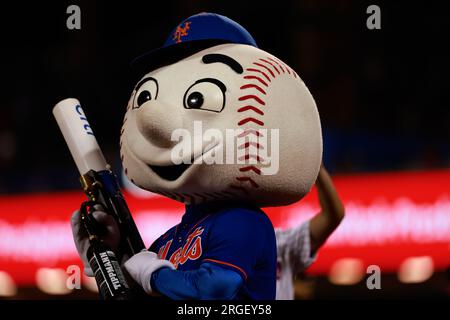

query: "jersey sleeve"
(151, 262), (243, 300)
(277, 220), (317, 273)
(201, 208), (271, 282)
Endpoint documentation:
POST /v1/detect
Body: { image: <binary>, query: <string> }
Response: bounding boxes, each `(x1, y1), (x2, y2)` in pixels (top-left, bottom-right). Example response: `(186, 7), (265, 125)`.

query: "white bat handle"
(53, 98), (107, 175)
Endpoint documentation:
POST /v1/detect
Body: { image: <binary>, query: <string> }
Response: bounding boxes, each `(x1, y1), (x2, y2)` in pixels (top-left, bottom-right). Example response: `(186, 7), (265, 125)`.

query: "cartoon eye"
(133, 77), (158, 109)
(186, 91), (204, 109)
(183, 78), (226, 113)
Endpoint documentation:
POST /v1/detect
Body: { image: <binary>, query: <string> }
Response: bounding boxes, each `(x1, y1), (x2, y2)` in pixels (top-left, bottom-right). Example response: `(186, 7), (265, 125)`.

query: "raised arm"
(309, 165), (345, 254)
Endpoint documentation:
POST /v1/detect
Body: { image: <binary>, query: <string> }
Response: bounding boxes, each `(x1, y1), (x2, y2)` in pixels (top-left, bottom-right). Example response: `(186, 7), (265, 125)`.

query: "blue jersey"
(149, 201), (277, 300)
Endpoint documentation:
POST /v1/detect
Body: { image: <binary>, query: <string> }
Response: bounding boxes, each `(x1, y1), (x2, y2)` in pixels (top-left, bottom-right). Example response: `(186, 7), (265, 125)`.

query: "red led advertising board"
(0, 170), (449, 285)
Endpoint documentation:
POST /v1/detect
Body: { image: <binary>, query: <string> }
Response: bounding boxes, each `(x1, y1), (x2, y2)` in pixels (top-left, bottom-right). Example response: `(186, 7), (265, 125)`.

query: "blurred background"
(0, 0), (449, 299)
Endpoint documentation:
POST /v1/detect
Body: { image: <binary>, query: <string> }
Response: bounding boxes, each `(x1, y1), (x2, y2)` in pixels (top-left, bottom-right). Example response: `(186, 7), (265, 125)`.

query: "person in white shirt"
(276, 165), (345, 300)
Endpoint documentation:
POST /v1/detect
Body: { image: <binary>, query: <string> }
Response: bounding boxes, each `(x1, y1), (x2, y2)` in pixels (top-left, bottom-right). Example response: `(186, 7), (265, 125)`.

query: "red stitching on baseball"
(275, 58), (291, 75)
(253, 62), (275, 78)
(166, 192), (176, 199)
(238, 154), (264, 162)
(168, 193), (178, 201)
(236, 177), (259, 188)
(194, 193), (207, 202)
(171, 192), (181, 200)
(174, 192), (189, 202)
(238, 117), (264, 126)
(164, 191), (172, 198)
(283, 62), (296, 77)
(238, 129), (264, 138)
(237, 105), (264, 115)
(246, 68), (271, 82)
(238, 142), (264, 150)
(182, 193), (196, 205)
(233, 56), (276, 195)
(259, 58), (280, 75)
(240, 84), (266, 95)
(172, 197), (186, 203)
(267, 57), (285, 73)
(238, 95), (265, 105)
(165, 191), (175, 197)
(243, 75), (268, 87)
(239, 166), (262, 175)
(167, 192), (178, 199)
(158, 191), (170, 198)
(284, 64), (295, 77)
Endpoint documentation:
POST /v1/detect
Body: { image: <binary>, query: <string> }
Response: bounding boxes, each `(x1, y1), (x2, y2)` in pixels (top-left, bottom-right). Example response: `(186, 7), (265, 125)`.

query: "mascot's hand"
(124, 251), (175, 294)
(70, 207), (121, 277)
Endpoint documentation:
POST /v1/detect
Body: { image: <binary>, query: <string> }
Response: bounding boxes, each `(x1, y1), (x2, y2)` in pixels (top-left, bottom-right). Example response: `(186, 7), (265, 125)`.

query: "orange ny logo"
(173, 22), (191, 43)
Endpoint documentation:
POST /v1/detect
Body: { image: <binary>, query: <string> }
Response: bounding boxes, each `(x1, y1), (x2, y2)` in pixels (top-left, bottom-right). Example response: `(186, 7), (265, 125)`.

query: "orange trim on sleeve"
(203, 258), (248, 280)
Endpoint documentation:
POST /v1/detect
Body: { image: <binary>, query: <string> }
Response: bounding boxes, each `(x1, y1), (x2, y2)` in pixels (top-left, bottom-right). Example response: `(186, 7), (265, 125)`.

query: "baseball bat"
(53, 98), (107, 175)
(53, 98), (146, 299)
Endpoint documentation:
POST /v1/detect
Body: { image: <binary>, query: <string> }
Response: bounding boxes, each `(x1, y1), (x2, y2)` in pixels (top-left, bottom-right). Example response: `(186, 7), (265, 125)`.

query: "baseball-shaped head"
(120, 14), (322, 207)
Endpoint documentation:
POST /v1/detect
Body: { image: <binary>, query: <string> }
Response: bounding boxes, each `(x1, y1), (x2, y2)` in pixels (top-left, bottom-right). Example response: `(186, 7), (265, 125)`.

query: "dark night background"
(0, 0), (449, 194)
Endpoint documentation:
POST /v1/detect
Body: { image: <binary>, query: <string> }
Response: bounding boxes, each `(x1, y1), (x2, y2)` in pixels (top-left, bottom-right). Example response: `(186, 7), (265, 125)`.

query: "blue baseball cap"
(131, 13), (257, 76)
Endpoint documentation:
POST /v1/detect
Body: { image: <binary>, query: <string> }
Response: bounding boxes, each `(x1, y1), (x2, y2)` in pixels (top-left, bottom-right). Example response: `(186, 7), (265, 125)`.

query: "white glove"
(124, 251), (175, 294)
(71, 207), (121, 277)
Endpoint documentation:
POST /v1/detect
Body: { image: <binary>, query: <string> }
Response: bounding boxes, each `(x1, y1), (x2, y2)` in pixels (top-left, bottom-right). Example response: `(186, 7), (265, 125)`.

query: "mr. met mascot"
(72, 12), (322, 300)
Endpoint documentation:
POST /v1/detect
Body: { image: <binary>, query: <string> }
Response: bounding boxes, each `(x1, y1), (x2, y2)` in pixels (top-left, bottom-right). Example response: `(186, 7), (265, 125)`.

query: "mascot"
(72, 12), (322, 300)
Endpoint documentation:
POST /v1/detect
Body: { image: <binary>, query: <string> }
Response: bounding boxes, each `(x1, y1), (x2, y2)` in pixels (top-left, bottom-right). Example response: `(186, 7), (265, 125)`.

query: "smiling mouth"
(148, 143), (220, 181)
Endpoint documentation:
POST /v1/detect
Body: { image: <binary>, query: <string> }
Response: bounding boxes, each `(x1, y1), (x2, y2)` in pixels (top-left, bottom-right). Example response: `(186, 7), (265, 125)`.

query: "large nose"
(135, 101), (183, 148)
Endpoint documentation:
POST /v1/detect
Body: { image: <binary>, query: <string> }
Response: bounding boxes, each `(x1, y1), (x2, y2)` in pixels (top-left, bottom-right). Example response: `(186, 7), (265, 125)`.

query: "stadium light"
(36, 268), (71, 295)
(0, 271), (17, 297)
(328, 258), (364, 285)
(398, 256), (434, 284)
